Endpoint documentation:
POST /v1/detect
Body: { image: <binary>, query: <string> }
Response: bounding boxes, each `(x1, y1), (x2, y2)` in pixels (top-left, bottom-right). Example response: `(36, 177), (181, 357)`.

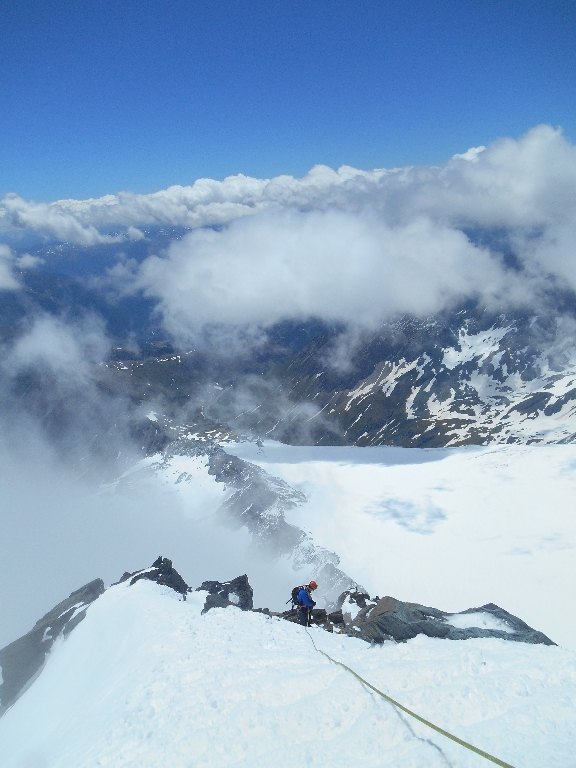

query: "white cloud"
(4, 124), (575, 240)
(7, 315), (110, 381)
(392, 125), (576, 230)
(16, 253), (44, 269)
(0, 244), (21, 290)
(135, 209), (517, 341)
(0, 194), (124, 245)
(2, 124), (576, 333)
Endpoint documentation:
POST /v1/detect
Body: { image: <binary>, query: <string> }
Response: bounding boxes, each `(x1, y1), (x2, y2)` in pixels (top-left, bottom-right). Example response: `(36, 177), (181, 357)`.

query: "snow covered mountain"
(0, 578), (104, 717)
(3, 234), (576, 767)
(92, 304), (576, 451)
(216, 307), (576, 448)
(0, 574), (574, 767)
(4, 128), (576, 767)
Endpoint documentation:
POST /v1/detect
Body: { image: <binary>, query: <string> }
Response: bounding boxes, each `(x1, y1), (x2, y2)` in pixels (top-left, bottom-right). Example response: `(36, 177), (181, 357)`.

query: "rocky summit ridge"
(0, 558), (555, 718)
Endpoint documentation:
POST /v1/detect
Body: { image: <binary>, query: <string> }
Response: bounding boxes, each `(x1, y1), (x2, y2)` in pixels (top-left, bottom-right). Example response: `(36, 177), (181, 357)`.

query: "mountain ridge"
(0, 559), (557, 722)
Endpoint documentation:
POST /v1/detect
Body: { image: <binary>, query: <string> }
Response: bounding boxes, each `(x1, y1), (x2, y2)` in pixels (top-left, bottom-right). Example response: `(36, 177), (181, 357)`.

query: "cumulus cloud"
(0, 194), (125, 245)
(3, 124), (576, 239)
(0, 314), (129, 468)
(134, 209), (517, 341)
(365, 125), (576, 230)
(15, 252), (44, 269)
(516, 219), (576, 292)
(3, 124), (576, 335)
(6, 315), (109, 380)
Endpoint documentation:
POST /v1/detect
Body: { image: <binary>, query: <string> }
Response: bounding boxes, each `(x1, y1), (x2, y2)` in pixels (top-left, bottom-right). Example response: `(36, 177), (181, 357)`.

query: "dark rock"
(412, 620), (451, 639)
(355, 613), (418, 643)
(328, 610), (344, 625)
(340, 593), (556, 646)
(197, 574), (254, 613)
(203, 593), (233, 612)
(129, 557), (189, 597)
(277, 606), (332, 629)
(0, 578), (104, 715)
(277, 608), (300, 623)
(115, 571), (134, 584)
(336, 589), (371, 614)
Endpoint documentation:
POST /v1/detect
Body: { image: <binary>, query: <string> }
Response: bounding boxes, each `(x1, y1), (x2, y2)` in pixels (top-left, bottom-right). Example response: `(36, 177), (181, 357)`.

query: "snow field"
(103, 452), (230, 520)
(225, 442), (576, 649)
(1, 579), (575, 768)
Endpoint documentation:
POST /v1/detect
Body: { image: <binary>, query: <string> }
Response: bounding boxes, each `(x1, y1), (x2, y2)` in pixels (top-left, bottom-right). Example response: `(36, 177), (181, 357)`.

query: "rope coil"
(305, 629), (516, 768)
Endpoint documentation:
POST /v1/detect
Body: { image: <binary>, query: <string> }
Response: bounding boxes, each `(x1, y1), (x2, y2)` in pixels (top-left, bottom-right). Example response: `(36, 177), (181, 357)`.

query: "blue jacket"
(298, 588), (315, 608)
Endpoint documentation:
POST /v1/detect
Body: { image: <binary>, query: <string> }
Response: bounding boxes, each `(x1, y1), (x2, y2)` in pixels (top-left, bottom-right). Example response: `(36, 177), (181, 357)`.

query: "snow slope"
(224, 442), (576, 650)
(101, 450), (231, 520)
(1, 579), (575, 768)
(104, 442), (360, 608)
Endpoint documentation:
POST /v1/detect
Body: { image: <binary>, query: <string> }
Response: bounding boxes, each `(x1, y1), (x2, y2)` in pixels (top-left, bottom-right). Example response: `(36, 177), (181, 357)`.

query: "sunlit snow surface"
(1, 580), (575, 768)
(224, 442), (576, 649)
(446, 613), (514, 634)
(102, 452), (230, 518)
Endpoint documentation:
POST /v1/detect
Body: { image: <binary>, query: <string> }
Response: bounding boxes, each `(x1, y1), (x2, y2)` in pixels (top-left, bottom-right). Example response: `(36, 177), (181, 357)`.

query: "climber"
(297, 581), (318, 627)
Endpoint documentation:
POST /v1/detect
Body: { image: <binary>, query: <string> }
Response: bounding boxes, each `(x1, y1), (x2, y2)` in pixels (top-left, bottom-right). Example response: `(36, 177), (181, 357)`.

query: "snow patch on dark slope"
(235, 308), (576, 447)
(334, 591), (555, 646)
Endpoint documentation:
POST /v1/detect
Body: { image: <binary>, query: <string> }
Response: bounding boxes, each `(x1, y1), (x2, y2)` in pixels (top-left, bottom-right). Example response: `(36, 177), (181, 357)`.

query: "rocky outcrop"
(197, 575), (253, 613)
(208, 447), (364, 604)
(207, 449), (307, 556)
(121, 556), (189, 597)
(0, 579), (104, 715)
(334, 592), (556, 646)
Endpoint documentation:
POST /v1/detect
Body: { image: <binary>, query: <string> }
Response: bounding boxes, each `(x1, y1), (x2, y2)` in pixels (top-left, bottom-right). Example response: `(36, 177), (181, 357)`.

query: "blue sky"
(1, 0), (575, 201)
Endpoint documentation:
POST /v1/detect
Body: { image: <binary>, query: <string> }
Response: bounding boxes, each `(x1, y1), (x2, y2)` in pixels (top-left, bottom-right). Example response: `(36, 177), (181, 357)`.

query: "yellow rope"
(305, 629), (516, 768)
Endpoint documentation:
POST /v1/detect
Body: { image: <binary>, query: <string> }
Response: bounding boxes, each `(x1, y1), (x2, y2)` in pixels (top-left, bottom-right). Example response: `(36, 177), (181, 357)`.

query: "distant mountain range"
(4, 231), (576, 450)
(96, 304), (576, 449)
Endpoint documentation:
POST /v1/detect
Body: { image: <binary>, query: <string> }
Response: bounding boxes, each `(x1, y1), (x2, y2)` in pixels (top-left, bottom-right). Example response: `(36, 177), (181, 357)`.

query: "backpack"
(287, 585), (307, 607)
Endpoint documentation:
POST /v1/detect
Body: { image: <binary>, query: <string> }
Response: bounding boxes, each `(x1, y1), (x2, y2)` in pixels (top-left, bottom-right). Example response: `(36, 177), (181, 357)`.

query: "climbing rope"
(305, 628), (516, 768)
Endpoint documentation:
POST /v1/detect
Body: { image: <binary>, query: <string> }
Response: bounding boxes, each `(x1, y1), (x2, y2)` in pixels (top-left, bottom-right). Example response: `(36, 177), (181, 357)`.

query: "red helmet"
(308, 580), (318, 589)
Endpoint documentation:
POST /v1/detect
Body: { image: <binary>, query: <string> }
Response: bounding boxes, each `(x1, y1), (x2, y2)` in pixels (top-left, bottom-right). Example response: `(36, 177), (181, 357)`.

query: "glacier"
(223, 441), (576, 650)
